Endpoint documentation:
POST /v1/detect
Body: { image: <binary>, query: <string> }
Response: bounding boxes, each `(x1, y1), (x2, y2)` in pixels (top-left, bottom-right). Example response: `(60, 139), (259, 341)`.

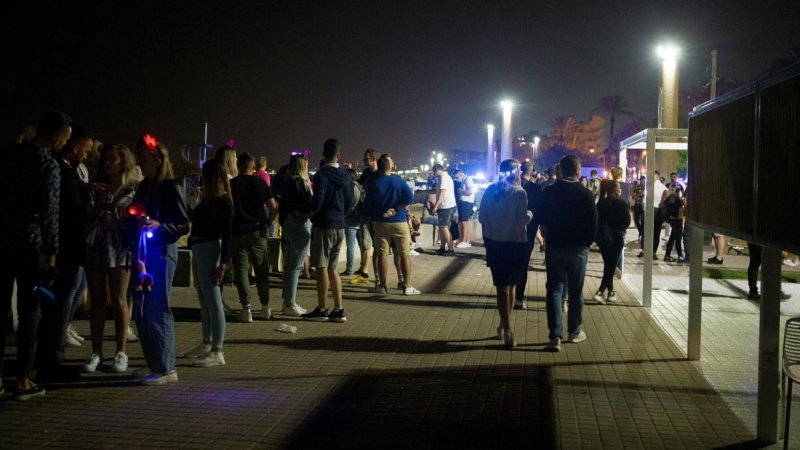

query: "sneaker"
(456, 242), (472, 248)
(567, 329), (587, 343)
(410, 242), (420, 249)
(435, 248), (446, 256)
(663, 255), (674, 262)
(593, 291), (606, 305)
(372, 285), (388, 294)
(514, 299), (528, 310)
(781, 291), (792, 301)
(637, 251), (644, 258)
(82, 352), (103, 373)
(539, 245), (545, 253)
(65, 334), (82, 348)
(194, 351), (225, 367)
(15, 381), (45, 401)
(184, 344), (211, 359)
(680, 258), (691, 265)
(302, 307), (329, 322)
(255, 307), (272, 321)
(503, 330), (516, 349)
(349, 275), (371, 285)
(747, 291), (760, 301)
(340, 270), (354, 276)
(653, 254), (659, 261)
(607, 291), (617, 302)
(282, 303), (306, 316)
(545, 337), (562, 352)
(497, 326), (504, 341)
(110, 352), (129, 373)
(132, 367), (149, 378)
(784, 258), (797, 267)
(707, 256), (723, 265)
(126, 327), (139, 343)
(445, 250), (456, 257)
(222, 301), (236, 315)
(404, 286), (421, 295)
(328, 309), (347, 323)
(614, 267), (622, 280)
(409, 250), (420, 256)
(237, 308), (253, 323)
(67, 324), (85, 342)
(562, 301), (568, 314)
(140, 371), (178, 386)
(397, 281), (406, 290)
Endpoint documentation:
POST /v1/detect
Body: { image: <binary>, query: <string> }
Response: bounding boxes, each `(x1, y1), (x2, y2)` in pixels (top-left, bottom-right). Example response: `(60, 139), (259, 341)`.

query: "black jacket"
(57, 158), (91, 264)
(131, 179), (190, 247)
(311, 164), (355, 229)
(537, 178), (597, 247)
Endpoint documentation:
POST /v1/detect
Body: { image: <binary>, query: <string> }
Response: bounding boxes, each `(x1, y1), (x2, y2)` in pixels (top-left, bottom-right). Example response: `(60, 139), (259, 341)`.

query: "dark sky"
(2, 0), (798, 166)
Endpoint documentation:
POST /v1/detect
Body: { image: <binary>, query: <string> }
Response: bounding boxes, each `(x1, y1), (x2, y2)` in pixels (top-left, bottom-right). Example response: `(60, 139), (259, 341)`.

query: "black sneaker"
(707, 257), (723, 265)
(435, 248), (446, 256)
(397, 281), (406, 290)
(15, 381), (45, 401)
(301, 307), (329, 322)
(539, 245), (545, 253)
(747, 291), (760, 300)
(328, 309), (347, 323)
(445, 249), (456, 257)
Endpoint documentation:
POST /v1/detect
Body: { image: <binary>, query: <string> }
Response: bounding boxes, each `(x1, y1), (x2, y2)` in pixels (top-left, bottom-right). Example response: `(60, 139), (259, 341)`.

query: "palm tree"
(594, 95), (633, 152)
(548, 116), (576, 146)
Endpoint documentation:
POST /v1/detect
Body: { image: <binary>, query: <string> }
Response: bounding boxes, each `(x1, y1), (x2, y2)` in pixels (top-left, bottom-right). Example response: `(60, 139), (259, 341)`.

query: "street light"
(487, 124), (496, 180)
(500, 100), (513, 162)
(657, 44), (680, 175)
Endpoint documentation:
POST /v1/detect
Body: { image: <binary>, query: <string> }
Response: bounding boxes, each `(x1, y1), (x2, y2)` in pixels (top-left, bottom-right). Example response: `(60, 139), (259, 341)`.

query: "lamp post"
(590, 148), (606, 175)
(487, 124), (495, 180)
(657, 45), (680, 175)
(500, 100), (513, 162)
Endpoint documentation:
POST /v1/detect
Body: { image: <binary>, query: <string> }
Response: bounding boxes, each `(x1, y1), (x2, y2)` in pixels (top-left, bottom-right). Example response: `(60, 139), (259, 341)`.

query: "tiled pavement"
(1, 232), (798, 449)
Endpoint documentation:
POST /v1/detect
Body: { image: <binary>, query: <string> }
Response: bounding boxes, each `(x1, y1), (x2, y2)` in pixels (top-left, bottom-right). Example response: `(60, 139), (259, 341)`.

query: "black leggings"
(599, 242), (624, 293)
(665, 218), (684, 258)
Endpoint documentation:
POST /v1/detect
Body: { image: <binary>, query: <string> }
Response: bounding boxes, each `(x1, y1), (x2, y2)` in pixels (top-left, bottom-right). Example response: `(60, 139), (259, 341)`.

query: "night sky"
(2, 0), (798, 167)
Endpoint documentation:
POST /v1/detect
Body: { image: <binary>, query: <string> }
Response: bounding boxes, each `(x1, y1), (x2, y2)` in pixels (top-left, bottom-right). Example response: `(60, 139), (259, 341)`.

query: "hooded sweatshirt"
(310, 163), (355, 229)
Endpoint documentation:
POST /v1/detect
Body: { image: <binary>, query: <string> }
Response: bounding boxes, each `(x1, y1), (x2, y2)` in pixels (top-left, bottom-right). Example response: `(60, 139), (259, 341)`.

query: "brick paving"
(1, 231), (796, 449)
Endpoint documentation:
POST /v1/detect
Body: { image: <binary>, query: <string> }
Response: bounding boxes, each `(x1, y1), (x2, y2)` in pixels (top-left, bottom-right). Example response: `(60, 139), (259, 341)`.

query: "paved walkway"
(1, 231), (798, 449)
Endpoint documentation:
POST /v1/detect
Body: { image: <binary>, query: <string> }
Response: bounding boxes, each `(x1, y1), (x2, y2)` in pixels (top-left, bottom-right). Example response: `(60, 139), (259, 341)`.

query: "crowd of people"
(1, 111), (793, 401)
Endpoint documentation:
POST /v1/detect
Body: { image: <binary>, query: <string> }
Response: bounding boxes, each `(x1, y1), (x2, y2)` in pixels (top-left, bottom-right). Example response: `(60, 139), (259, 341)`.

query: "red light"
(125, 203), (147, 218)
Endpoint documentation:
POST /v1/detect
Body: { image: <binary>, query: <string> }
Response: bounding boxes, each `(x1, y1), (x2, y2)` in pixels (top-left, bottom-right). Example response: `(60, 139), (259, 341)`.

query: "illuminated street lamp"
(657, 44), (680, 174)
(500, 100), (513, 162)
(487, 124), (495, 180)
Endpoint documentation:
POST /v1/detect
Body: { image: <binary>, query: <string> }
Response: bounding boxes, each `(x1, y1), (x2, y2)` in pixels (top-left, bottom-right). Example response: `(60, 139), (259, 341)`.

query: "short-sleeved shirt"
(437, 172), (457, 209)
(458, 176), (476, 203)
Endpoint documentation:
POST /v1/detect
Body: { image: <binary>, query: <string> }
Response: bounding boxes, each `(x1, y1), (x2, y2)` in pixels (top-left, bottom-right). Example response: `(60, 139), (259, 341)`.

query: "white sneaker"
(562, 301), (568, 314)
(194, 351), (226, 367)
(126, 327), (139, 343)
(110, 352), (128, 373)
(237, 308), (253, 323)
(503, 329), (516, 348)
(607, 291), (617, 302)
(456, 242), (472, 248)
(614, 267), (622, 280)
(593, 291), (606, 305)
(65, 334), (82, 348)
(545, 337), (562, 352)
(409, 250), (420, 256)
(282, 304), (306, 316)
(82, 352), (102, 373)
(255, 307), (272, 321)
(784, 259), (797, 267)
(404, 286), (421, 295)
(67, 324), (84, 342)
(140, 371), (178, 386)
(372, 285), (387, 294)
(410, 242), (420, 250)
(567, 329), (587, 343)
(184, 344), (211, 359)
(514, 299), (528, 310)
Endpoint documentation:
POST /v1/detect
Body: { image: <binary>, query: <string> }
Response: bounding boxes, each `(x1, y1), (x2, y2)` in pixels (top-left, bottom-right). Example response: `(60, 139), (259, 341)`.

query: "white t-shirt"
(437, 172), (457, 209)
(652, 180), (668, 209)
(459, 176), (475, 203)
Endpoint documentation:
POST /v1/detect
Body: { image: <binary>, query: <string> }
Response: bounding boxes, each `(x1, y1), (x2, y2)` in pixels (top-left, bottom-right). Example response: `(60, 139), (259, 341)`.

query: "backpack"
(595, 221), (614, 248)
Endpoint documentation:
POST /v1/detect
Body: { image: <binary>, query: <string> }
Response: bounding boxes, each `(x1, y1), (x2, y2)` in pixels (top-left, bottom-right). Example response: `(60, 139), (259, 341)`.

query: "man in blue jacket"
(537, 155), (597, 352)
(302, 139), (356, 323)
(363, 154), (420, 296)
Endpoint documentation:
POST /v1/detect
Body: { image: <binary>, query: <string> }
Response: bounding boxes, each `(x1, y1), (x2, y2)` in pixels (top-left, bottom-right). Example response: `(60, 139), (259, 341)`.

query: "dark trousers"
(633, 204), (645, 241)
(682, 224), (691, 260)
(515, 224), (538, 301)
(0, 252), (43, 380)
(748, 243), (762, 294)
(599, 242), (624, 293)
(664, 219), (684, 258)
(652, 209), (664, 252)
(37, 257), (82, 368)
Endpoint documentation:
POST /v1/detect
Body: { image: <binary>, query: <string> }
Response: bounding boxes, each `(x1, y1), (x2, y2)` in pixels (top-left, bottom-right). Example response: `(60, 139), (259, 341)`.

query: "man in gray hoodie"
(302, 139), (356, 323)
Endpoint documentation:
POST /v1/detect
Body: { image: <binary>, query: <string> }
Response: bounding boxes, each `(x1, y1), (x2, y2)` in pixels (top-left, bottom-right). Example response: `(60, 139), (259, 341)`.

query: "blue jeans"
(344, 225), (358, 274)
(133, 243), (177, 374)
(282, 213), (311, 306)
(66, 267), (87, 324)
(192, 240), (225, 349)
(545, 245), (588, 339)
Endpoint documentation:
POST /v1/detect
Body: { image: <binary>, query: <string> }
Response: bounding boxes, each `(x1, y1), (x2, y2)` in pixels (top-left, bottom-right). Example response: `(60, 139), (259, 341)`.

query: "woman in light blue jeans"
(279, 153), (314, 316)
(187, 159), (233, 367)
(343, 168), (361, 275)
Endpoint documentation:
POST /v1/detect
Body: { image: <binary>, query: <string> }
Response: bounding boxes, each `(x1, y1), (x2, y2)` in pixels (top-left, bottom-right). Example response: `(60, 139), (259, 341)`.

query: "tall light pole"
(500, 100), (513, 162)
(657, 45), (680, 175)
(533, 136), (540, 167)
(486, 124), (495, 180)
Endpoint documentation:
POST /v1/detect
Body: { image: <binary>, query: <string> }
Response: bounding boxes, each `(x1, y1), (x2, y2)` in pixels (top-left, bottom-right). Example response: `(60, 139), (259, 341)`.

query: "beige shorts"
(310, 228), (345, 270)
(358, 215), (373, 249)
(372, 222), (411, 257)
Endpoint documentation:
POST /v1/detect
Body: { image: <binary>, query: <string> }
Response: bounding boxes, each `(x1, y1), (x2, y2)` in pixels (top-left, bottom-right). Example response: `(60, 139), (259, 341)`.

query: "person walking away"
(514, 161), (542, 310)
(661, 186), (685, 262)
(592, 180), (631, 304)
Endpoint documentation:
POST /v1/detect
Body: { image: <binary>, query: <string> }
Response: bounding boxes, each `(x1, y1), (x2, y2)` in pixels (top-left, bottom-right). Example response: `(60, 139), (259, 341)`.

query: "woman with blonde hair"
(82, 144), (140, 373)
(185, 159), (233, 367)
(279, 152), (314, 316)
(130, 135), (189, 385)
(479, 159), (532, 349)
(215, 145), (238, 180)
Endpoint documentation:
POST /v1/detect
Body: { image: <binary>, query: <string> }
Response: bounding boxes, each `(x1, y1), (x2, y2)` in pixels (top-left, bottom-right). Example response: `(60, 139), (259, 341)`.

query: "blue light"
(146, 231), (154, 238)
